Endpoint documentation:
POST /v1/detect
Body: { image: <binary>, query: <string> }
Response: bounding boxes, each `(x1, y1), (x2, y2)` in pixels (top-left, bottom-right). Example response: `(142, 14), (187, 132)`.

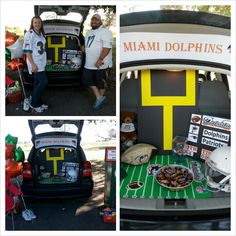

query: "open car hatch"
(34, 5), (90, 23)
(28, 120), (84, 149)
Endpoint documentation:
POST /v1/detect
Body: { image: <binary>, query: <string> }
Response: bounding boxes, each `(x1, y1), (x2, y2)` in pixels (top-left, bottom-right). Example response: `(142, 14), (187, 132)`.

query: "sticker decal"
(200, 149), (212, 160)
(184, 144), (198, 157)
(188, 133), (198, 143)
(191, 114), (202, 124)
(189, 124), (200, 135)
(201, 137), (228, 148)
(127, 181), (144, 190)
(147, 164), (162, 176)
(196, 186), (205, 193)
(202, 129), (229, 142)
(201, 115), (231, 131)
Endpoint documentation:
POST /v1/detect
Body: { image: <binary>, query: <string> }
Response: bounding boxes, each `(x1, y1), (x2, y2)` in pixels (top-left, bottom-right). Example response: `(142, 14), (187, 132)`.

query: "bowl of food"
(155, 165), (193, 191)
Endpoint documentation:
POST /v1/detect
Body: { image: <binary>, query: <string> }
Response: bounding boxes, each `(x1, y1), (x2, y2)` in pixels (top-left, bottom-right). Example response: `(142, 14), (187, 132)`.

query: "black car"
(21, 120), (94, 198)
(23, 5), (90, 85)
(120, 10), (231, 230)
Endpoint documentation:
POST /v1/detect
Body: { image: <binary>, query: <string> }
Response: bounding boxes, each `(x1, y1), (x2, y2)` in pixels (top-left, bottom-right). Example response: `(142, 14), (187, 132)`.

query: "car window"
(35, 124), (78, 135)
(40, 11), (83, 23)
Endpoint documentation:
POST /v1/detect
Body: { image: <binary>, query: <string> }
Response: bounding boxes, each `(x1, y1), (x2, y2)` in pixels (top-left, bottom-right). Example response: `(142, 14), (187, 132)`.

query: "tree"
(91, 6), (116, 27)
(160, 5), (230, 17)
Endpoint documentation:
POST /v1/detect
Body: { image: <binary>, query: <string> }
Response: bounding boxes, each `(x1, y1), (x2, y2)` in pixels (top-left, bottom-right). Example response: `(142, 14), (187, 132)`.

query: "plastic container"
(103, 214), (116, 223)
(6, 91), (23, 103)
(172, 136), (187, 163)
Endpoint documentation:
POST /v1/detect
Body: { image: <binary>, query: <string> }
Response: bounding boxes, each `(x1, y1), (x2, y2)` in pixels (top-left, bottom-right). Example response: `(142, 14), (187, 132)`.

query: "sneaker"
(31, 106), (44, 113)
(22, 210), (33, 221)
(27, 209), (37, 219)
(41, 104), (48, 110)
(93, 96), (106, 109)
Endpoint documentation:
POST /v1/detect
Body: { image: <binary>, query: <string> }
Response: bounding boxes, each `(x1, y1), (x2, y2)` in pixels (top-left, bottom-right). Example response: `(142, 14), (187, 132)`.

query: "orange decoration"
(5, 158), (22, 178)
(5, 31), (19, 47)
(5, 143), (15, 160)
(7, 60), (24, 72)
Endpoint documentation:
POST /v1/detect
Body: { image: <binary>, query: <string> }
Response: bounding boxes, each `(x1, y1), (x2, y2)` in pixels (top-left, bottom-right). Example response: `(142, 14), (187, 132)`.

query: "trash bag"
(6, 158), (22, 178)
(5, 134), (18, 146)
(5, 143), (15, 160)
(15, 146), (25, 162)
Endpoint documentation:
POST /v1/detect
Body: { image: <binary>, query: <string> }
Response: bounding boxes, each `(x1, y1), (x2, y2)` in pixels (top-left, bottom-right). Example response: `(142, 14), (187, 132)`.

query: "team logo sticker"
(201, 115), (231, 131)
(189, 124), (200, 135)
(147, 164), (163, 176)
(188, 133), (198, 143)
(191, 114), (202, 124)
(127, 181), (144, 190)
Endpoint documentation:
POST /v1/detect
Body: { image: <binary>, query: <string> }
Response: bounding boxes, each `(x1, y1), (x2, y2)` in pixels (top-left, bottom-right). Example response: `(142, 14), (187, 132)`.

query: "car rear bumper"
(120, 197), (230, 230)
(22, 69), (84, 86)
(21, 179), (94, 199)
(120, 214), (230, 230)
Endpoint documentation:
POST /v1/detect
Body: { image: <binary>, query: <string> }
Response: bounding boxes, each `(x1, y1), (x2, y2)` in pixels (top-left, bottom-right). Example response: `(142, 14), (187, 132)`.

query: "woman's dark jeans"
(31, 71), (48, 107)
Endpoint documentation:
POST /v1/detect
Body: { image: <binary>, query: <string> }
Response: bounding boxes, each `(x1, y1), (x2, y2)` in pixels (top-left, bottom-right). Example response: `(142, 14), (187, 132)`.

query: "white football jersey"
(84, 26), (113, 70)
(23, 30), (47, 74)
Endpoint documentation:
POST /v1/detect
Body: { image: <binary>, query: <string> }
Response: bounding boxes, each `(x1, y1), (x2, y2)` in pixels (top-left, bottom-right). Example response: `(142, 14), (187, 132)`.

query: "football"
(121, 143), (158, 165)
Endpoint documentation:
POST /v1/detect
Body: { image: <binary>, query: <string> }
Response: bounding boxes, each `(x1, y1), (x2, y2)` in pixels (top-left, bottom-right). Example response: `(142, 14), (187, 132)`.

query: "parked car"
(21, 120), (94, 198)
(23, 5), (90, 85)
(120, 10), (231, 230)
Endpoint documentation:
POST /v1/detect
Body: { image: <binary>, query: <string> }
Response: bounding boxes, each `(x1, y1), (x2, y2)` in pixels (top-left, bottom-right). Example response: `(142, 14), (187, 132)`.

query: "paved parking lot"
(6, 158), (116, 231)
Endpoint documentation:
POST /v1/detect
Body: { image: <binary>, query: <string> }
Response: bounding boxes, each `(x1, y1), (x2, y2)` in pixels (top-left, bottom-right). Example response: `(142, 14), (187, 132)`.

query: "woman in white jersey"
(23, 16), (48, 113)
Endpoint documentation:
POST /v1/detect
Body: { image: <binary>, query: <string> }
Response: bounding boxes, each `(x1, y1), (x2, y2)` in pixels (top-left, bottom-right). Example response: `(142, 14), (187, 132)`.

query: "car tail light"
(83, 161), (92, 177)
(23, 163), (33, 179)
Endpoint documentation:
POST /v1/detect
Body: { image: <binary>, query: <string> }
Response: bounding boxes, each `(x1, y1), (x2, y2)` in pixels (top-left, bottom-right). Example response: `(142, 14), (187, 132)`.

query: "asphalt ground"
(6, 159), (116, 231)
(6, 74), (116, 116)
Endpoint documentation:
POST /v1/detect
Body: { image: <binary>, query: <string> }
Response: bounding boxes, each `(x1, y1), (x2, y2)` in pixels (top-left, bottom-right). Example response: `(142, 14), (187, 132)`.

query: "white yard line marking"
(133, 164), (144, 198)
(121, 164), (130, 198)
(140, 166), (149, 198)
(186, 157), (196, 199)
(126, 165), (136, 198)
(158, 155), (164, 198)
(120, 164), (129, 190)
(167, 155), (171, 199)
(141, 157), (157, 198)
(184, 190), (188, 199)
(150, 156), (157, 199)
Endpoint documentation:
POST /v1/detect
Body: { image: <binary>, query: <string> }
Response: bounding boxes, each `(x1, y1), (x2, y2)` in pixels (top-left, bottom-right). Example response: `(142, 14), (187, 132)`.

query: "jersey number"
(37, 41), (44, 55)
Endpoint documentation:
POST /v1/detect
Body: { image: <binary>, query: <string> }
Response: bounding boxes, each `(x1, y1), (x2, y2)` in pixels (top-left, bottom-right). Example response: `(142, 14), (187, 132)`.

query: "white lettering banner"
(121, 32), (230, 66)
(44, 25), (80, 36)
(35, 138), (77, 149)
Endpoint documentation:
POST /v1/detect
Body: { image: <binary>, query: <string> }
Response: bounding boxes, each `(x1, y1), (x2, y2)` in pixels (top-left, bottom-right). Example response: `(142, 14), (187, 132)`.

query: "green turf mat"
(120, 155), (212, 199)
